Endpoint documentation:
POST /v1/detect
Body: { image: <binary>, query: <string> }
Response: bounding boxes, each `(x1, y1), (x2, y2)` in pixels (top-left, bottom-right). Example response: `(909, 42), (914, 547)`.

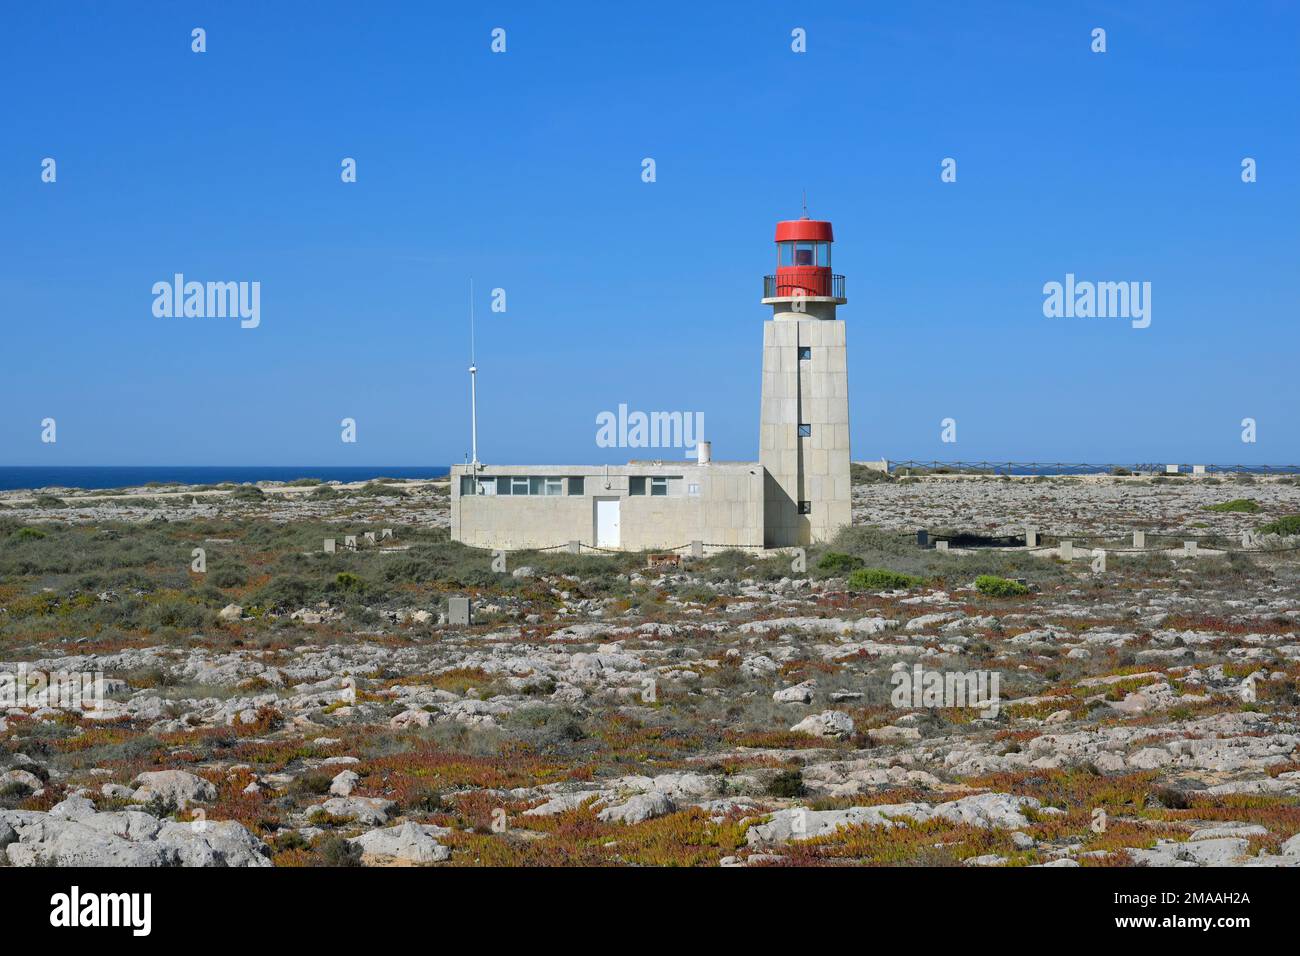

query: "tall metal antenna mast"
(468, 278), (479, 469)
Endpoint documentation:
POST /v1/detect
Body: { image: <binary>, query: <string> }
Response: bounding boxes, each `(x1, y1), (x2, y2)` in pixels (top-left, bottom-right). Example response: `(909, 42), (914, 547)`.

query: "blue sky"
(3, 1), (1296, 467)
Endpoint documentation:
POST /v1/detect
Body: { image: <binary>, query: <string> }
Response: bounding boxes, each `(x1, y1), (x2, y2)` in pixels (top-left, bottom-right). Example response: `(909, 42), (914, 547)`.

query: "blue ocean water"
(0, 466), (449, 492)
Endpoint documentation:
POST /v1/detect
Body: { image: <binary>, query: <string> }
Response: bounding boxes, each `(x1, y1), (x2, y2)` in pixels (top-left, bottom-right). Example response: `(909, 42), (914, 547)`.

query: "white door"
(595, 499), (621, 548)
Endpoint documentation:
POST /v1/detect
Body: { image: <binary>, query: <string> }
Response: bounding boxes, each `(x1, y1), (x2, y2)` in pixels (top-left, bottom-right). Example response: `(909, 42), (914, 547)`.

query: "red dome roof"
(775, 219), (833, 242)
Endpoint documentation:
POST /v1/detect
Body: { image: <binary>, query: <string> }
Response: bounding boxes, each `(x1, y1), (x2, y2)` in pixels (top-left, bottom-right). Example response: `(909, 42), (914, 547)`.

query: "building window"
(798, 423), (812, 437)
(463, 476), (499, 495)
(798, 501), (812, 515)
(650, 477), (668, 497)
(798, 346), (811, 361)
(687, 482), (700, 496)
(543, 477), (564, 496)
(629, 477), (646, 496)
(511, 477), (529, 496)
(567, 476), (584, 495)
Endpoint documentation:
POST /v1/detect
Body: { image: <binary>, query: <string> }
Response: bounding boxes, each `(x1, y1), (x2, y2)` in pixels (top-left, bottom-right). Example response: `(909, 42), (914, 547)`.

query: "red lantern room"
(763, 218), (845, 303)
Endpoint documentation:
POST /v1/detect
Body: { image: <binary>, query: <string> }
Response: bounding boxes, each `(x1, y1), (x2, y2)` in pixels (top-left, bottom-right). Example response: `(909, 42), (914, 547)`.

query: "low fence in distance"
(884, 461), (1300, 476)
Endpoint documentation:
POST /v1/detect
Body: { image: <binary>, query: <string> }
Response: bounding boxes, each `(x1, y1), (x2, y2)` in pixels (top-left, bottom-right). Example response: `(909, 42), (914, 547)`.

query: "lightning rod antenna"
(468, 278), (479, 469)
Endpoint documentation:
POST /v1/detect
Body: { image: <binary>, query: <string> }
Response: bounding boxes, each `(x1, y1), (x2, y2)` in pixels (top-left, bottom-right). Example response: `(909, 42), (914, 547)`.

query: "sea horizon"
(4, 461), (1298, 493)
(0, 465), (451, 492)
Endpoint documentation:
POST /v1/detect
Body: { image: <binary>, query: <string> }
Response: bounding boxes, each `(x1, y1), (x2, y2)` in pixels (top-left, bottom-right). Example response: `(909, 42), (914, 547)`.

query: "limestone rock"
(597, 791), (675, 824)
(790, 710), (855, 739)
(349, 821), (451, 865)
(131, 770), (217, 810)
(773, 680), (816, 704)
(329, 770), (360, 797)
(308, 796), (394, 826)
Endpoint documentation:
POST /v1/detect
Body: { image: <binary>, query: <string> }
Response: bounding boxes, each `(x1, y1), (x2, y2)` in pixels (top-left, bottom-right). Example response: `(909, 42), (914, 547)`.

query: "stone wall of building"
(759, 315), (852, 546)
(451, 462), (764, 551)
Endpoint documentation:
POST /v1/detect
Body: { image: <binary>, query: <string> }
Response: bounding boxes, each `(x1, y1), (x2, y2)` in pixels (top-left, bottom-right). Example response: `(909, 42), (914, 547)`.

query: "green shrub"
(252, 574), (315, 609)
(34, 495), (67, 509)
(817, 551), (864, 574)
(210, 567), (248, 588)
(767, 769), (807, 798)
(1203, 498), (1260, 513)
(847, 567), (924, 591)
(14, 527), (46, 541)
(353, 482), (407, 498)
(403, 787), (445, 815)
(273, 831), (309, 852)
(974, 575), (1030, 597)
(142, 597), (212, 630)
(289, 772), (334, 796)
(334, 572), (366, 593)
(230, 486), (265, 500)
(849, 463), (891, 484)
(1259, 515), (1300, 537)
(315, 835), (363, 867)
(310, 485), (340, 500)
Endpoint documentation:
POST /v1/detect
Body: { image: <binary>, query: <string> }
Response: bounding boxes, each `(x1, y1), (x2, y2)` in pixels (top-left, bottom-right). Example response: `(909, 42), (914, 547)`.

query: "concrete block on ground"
(324, 538), (336, 554)
(1060, 540), (1073, 561)
(448, 596), (471, 625)
(1025, 526), (1037, 548)
(1184, 540), (1198, 557)
(381, 528), (393, 539)
(691, 540), (704, 559)
(364, 531), (376, 545)
(935, 540), (949, 552)
(1133, 531), (1145, 549)
(567, 540), (580, 554)
(344, 535), (357, 551)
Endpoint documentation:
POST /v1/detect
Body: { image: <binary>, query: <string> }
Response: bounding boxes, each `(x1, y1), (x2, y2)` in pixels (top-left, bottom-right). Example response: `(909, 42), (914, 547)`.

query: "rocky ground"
(1, 472), (1298, 867)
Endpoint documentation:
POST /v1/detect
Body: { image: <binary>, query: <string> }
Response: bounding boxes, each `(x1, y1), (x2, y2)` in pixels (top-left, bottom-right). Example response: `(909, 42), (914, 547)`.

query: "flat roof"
(451, 461), (761, 475)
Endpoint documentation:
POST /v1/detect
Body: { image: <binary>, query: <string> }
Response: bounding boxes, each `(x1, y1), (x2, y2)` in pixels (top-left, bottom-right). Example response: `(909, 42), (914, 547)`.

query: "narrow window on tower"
(797, 346), (811, 361)
(798, 501), (812, 515)
(798, 423), (812, 437)
(629, 477), (646, 496)
(650, 477), (669, 497)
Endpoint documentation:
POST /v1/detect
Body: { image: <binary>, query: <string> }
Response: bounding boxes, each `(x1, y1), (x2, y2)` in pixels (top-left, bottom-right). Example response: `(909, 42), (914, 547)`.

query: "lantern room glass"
(777, 241), (830, 269)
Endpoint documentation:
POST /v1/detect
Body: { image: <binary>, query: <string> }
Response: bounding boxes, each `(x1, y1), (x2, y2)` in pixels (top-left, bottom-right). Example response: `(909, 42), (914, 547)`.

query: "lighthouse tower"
(758, 216), (851, 547)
